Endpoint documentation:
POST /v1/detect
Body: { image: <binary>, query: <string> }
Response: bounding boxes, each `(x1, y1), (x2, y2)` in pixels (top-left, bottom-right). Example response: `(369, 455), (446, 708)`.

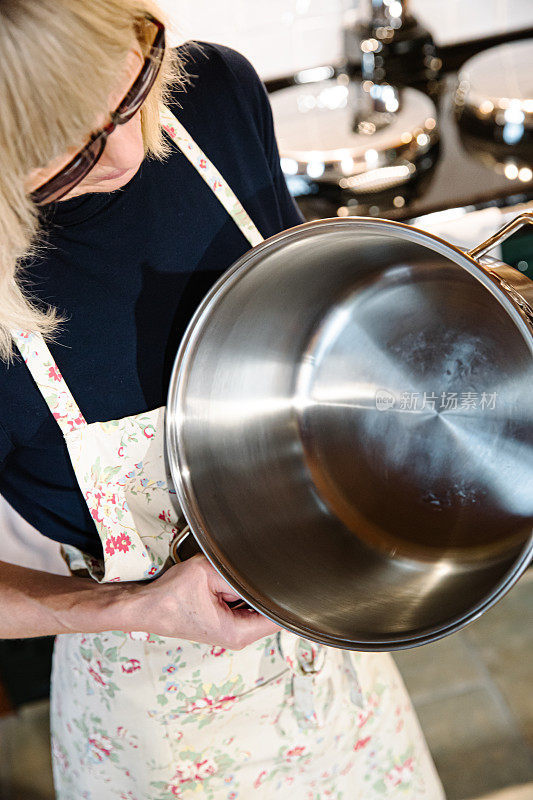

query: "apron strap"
(159, 103), (265, 248)
(12, 103), (265, 434)
(11, 330), (86, 436)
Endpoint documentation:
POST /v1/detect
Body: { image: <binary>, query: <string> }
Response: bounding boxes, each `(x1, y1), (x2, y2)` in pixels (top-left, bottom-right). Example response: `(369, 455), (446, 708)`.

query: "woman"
(0, 1), (445, 798)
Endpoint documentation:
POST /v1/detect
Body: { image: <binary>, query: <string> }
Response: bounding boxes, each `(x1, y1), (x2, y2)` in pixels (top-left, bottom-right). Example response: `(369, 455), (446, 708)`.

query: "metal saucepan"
(165, 212), (533, 650)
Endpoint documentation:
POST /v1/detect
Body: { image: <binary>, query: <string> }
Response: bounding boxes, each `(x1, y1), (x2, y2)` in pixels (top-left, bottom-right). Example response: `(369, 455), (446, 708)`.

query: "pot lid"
(456, 39), (533, 137)
(270, 77), (438, 189)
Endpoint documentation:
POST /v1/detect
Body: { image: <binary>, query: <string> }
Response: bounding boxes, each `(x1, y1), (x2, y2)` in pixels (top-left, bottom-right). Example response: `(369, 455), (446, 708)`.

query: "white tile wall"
(411, 0), (533, 47)
(159, 0), (533, 80)
(159, 0), (352, 78)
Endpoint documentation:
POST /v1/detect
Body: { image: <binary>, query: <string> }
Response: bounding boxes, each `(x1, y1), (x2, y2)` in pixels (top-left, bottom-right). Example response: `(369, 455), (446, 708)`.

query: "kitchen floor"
(395, 569), (533, 800)
(0, 573), (532, 800)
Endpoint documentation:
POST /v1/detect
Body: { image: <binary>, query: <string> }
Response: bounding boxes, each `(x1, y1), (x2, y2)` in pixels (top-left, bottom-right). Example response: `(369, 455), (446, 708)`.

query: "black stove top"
(267, 30), (533, 223)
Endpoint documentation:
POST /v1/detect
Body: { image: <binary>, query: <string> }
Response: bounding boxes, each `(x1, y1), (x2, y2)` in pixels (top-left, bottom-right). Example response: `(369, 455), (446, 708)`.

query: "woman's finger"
(230, 608), (282, 639)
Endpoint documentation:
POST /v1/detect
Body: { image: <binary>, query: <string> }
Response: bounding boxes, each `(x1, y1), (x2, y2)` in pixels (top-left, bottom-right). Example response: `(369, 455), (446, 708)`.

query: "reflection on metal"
(270, 78), (438, 187)
(367, 0), (409, 30)
(295, 65), (335, 85)
(166, 216), (533, 651)
(456, 40), (533, 179)
(339, 162), (416, 193)
(456, 39), (533, 137)
(468, 211), (533, 261)
(343, 0), (441, 91)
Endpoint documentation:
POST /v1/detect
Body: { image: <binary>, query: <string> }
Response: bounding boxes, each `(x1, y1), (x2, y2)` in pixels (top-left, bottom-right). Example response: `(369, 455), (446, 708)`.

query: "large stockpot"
(166, 212), (533, 651)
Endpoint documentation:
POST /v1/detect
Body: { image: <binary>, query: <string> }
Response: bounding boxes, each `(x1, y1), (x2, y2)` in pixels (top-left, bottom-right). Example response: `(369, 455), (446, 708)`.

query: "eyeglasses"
(30, 14), (165, 206)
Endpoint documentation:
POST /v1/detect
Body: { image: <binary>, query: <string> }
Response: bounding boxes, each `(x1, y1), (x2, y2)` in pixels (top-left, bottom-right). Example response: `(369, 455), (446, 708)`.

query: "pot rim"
(166, 215), (533, 650)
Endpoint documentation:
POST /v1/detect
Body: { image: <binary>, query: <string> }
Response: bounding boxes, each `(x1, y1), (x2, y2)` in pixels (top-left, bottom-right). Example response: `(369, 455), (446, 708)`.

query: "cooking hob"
(267, 32), (533, 224)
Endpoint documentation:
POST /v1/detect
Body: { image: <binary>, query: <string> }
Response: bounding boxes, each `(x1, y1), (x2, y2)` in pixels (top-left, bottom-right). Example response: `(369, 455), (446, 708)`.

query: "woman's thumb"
(208, 568), (242, 602)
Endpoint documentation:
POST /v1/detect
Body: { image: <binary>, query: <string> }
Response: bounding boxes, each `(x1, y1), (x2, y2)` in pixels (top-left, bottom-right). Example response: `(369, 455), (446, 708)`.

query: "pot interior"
(168, 220), (533, 648)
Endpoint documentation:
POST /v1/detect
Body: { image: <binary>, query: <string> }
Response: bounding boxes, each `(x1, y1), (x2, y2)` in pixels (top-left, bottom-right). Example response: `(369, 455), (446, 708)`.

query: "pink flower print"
(121, 658), (141, 674)
(212, 179), (222, 190)
(143, 424), (155, 438)
(105, 533), (131, 555)
(88, 666), (106, 687)
(163, 123), (176, 137)
(171, 760), (198, 785)
(356, 708), (373, 728)
(353, 735), (371, 751)
(91, 506), (104, 525)
(285, 746), (306, 762)
(87, 734), (113, 763)
(66, 413), (85, 432)
(164, 664), (177, 674)
(384, 757), (414, 790)
(159, 510), (171, 523)
(165, 681), (180, 693)
(105, 537), (116, 556)
(189, 694), (236, 714)
(115, 533), (131, 553)
(48, 365), (62, 382)
(199, 158), (207, 170)
(147, 565), (159, 576)
(254, 771), (267, 789)
(195, 758), (217, 780)
(210, 645), (226, 657)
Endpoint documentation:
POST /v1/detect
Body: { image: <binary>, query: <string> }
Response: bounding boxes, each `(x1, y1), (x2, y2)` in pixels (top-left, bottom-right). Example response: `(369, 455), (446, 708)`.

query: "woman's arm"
(0, 556), (280, 648)
(0, 559), (138, 638)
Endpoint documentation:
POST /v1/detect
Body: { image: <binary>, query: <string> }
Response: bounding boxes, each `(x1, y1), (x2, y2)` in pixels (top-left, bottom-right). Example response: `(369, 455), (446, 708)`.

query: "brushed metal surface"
(166, 217), (533, 650)
(270, 78), (438, 184)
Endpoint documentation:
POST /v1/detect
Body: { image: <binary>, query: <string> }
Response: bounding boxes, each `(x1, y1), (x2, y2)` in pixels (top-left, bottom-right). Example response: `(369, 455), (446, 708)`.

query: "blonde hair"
(0, 0), (182, 361)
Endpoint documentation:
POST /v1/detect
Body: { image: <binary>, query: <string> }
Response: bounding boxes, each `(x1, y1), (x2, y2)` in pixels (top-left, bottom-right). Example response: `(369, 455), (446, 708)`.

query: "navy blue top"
(0, 42), (303, 559)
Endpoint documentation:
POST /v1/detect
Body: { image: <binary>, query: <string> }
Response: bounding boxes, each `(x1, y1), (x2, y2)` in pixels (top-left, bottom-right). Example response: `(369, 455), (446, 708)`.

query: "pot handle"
(170, 525), (253, 611)
(468, 211), (533, 261)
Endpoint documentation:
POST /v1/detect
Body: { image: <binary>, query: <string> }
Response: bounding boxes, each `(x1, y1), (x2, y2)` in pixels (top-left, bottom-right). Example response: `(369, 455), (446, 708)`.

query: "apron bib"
(12, 104), (444, 800)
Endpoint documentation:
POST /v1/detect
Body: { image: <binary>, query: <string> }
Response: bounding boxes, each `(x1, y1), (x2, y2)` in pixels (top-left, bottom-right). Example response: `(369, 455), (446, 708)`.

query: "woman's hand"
(125, 554), (282, 649)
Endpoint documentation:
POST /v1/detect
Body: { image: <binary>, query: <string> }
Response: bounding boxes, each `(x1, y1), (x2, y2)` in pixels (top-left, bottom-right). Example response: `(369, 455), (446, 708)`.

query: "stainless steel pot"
(165, 212), (533, 650)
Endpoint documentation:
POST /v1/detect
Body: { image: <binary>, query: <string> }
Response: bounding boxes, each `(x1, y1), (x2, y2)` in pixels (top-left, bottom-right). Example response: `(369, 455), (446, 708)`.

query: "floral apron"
(12, 104), (445, 800)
